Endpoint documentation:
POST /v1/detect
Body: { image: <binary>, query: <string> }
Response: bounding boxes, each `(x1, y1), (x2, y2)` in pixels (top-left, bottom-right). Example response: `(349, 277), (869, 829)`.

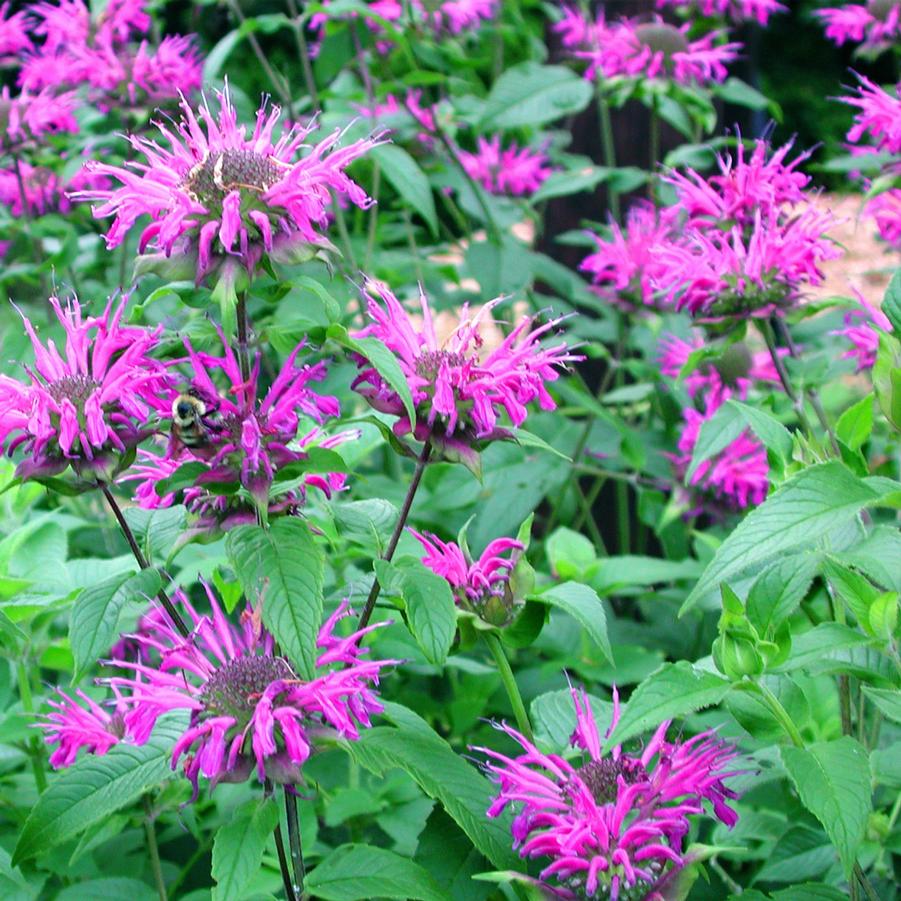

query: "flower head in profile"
(475, 685), (741, 899)
(77, 86), (384, 282)
(653, 138), (840, 319)
(580, 201), (674, 310)
(36, 687), (128, 768)
(832, 293), (892, 370)
(107, 585), (396, 797)
(411, 529), (524, 625)
(816, 1), (901, 53)
(0, 2), (32, 59)
(571, 15), (740, 85)
(122, 327), (345, 532)
(458, 136), (554, 196)
(840, 73), (901, 155)
(656, 0), (785, 25)
(865, 187), (901, 246)
(0, 295), (172, 482)
(425, 0), (497, 34)
(351, 279), (580, 459)
(0, 86), (79, 146)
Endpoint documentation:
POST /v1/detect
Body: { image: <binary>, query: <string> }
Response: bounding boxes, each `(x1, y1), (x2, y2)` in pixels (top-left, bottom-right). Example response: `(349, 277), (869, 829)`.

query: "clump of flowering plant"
(458, 136), (554, 197)
(123, 327), (346, 532)
(652, 138), (840, 320)
(78, 86), (385, 289)
(656, 0), (786, 25)
(476, 685), (741, 899)
(351, 278), (580, 464)
(0, 295), (171, 483)
(411, 529), (524, 625)
(105, 587), (396, 797)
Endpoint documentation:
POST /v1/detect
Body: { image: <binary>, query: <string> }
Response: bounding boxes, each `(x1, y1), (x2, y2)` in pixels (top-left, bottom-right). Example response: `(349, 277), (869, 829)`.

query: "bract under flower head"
(816, 1), (901, 53)
(656, 0), (786, 25)
(458, 136), (554, 196)
(107, 584), (396, 797)
(122, 326), (345, 532)
(410, 529), (524, 624)
(77, 86), (385, 282)
(569, 14), (740, 85)
(351, 279), (580, 455)
(475, 685), (741, 899)
(0, 295), (172, 482)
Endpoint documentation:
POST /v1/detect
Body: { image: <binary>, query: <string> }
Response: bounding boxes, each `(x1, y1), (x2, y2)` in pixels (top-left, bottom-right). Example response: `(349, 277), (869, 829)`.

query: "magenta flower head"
(410, 529), (525, 625)
(832, 292), (892, 370)
(655, 0), (786, 25)
(572, 15), (740, 85)
(0, 86), (79, 147)
(77, 85), (385, 288)
(0, 295), (172, 483)
(0, 2), (32, 59)
(841, 73), (901, 154)
(351, 278), (580, 463)
(122, 326), (343, 532)
(458, 136), (554, 197)
(475, 685), (742, 899)
(865, 187), (901, 247)
(107, 585), (397, 797)
(654, 138), (840, 320)
(36, 687), (129, 769)
(580, 202), (674, 311)
(816, 1), (901, 53)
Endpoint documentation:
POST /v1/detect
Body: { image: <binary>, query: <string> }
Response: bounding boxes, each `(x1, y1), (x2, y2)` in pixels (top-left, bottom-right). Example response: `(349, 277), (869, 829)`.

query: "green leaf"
(329, 325), (417, 429)
(747, 554), (819, 634)
(781, 737), (872, 876)
(347, 702), (519, 870)
(226, 519), (324, 680)
(604, 662), (732, 750)
(55, 878), (157, 901)
(836, 396), (874, 451)
(772, 622), (870, 672)
(306, 844), (449, 901)
(70, 569), (160, 681)
(479, 63), (592, 129)
(546, 528), (597, 581)
(769, 885), (849, 901)
(862, 685), (901, 723)
(13, 716), (184, 864)
(882, 267), (901, 336)
(211, 798), (279, 901)
(686, 403), (746, 481)
(400, 563), (457, 665)
(681, 463), (880, 614)
(530, 165), (612, 203)
(371, 145), (438, 236)
(533, 582), (612, 665)
(154, 462), (208, 497)
(203, 30), (241, 81)
(726, 399), (794, 461)
(713, 77), (779, 114)
(530, 688), (613, 751)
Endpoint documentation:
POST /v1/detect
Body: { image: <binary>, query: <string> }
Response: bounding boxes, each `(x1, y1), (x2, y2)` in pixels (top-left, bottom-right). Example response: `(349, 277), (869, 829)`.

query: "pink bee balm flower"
(410, 529), (524, 624)
(351, 279), (580, 454)
(0, 295), (172, 482)
(459, 136), (554, 196)
(36, 687), (128, 768)
(832, 293), (892, 370)
(816, 1), (901, 53)
(573, 16), (740, 85)
(131, 35), (203, 103)
(425, 0), (497, 33)
(580, 201), (675, 310)
(656, 0), (786, 25)
(1, 86), (79, 146)
(108, 585), (397, 797)
(865, 186), (901, 246)
(0, 2), (32, 58)
(475, 685), (741, 899)
(841, 74), (901, 154)
(77, 86), (385, 281)
(0, 163), (67, 216)
(122, 326), (344, 531)
(354, 90), (438, 145)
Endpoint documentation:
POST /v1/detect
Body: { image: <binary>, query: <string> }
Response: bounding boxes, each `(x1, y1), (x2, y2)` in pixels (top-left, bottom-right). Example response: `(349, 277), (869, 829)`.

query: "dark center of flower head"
(634, 23), (690, 60)
(182, 149), (286, 205)
(574, 757), (647, 805)
(415, 349), (467, 380)
(200, 655), (295, 718)
(46, 374), (99, 407)
(868, 0), (898, 22)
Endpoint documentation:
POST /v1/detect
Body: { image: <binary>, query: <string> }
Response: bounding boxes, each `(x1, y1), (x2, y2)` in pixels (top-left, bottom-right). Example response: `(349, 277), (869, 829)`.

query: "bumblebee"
(170, 388), (224, 451)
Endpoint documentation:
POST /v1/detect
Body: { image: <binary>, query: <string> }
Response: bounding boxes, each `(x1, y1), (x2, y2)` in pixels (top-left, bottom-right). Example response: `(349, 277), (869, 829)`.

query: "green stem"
(236, 290), (251, 386)
(826, 582), (854, 736)
(648, 96), (660, 203)
(285, 790), (305, 896)
(616, 480), (631, 555)
(756, 681), (805, 748)
(484, 632), (533, 742)
(100, 485), (190, 638)
(358, 438), (432, 630)
(11, 152), (47, 294)
(143, 796), (168, 901)
(760, 318), (817, 441)
(16, 659), (47, 793)
(596, 92), (620, 222)
(854, 863), (880, 901)
(227, 0), (292, 111)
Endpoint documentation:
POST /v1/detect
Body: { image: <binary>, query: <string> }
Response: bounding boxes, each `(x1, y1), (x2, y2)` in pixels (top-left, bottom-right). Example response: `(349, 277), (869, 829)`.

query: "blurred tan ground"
(813, 193), (901, 304)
